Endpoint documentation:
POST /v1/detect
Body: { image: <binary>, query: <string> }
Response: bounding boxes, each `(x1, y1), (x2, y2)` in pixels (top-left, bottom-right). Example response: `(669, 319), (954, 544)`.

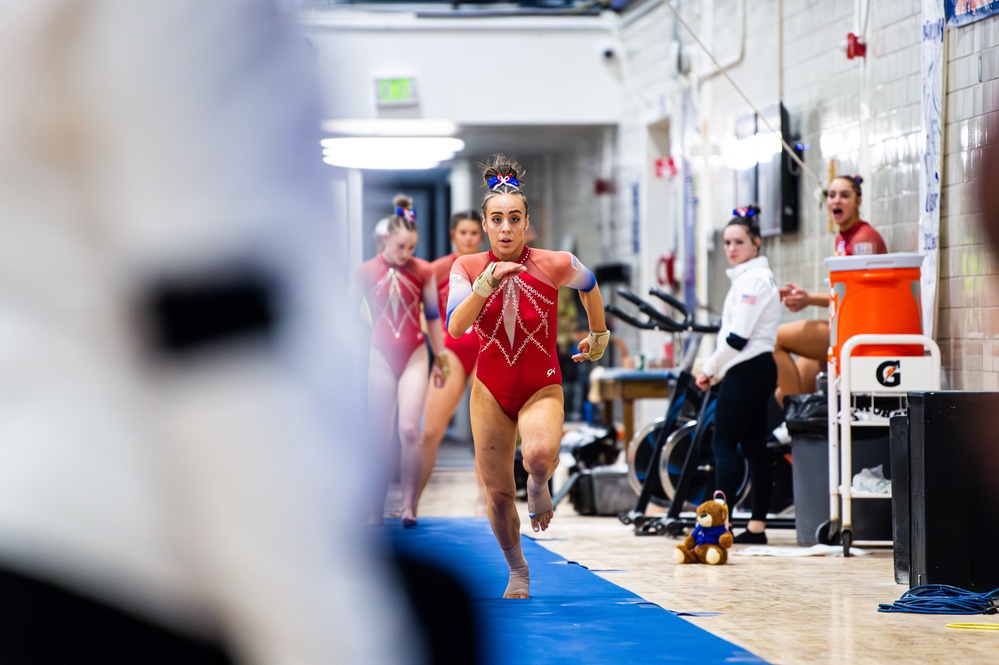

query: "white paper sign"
(919, 2), (944, 337)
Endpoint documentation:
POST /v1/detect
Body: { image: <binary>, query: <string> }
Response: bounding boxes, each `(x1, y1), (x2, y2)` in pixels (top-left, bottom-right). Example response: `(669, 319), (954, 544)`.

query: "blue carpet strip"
(389, 516), (768, 664)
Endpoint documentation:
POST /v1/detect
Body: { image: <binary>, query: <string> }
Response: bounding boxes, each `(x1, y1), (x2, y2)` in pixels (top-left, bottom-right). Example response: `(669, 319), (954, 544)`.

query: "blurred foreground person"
(0, 2), (420, 663)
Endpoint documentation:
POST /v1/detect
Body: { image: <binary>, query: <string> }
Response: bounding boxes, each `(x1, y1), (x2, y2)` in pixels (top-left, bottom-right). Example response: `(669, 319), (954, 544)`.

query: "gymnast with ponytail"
(696, 205), (781, 544)
(773, 175), (888, 406)
(352, 194), (448, 527)
(445, 155), (609, 599)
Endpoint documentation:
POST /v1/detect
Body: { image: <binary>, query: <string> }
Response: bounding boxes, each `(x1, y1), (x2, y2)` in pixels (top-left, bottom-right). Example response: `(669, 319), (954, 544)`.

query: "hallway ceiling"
(453, 124), (607, 163)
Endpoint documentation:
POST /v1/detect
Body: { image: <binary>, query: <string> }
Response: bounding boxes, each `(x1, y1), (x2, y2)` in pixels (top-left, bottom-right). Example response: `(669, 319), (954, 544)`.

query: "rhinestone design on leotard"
(475, 249), (555, 366)
(372, 267), (422, 339)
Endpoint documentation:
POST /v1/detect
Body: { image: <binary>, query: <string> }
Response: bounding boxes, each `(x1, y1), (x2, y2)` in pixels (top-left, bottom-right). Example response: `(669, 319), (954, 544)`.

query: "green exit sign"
(375, 76), (418, 107)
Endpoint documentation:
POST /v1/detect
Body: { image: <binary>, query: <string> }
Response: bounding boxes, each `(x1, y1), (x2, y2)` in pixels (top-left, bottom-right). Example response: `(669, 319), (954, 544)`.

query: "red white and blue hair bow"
(488, 173), (521, 191)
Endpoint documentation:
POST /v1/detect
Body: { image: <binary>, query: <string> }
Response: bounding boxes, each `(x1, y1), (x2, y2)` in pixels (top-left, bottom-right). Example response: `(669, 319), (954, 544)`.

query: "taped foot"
(527, 476), (554, 532)
(502, 543), (530, 599)
(504, 571), (530, 599)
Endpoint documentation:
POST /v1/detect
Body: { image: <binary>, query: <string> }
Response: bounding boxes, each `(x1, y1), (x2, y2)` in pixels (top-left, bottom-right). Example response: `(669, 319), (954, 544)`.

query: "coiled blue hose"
(878, 584), (999, 615)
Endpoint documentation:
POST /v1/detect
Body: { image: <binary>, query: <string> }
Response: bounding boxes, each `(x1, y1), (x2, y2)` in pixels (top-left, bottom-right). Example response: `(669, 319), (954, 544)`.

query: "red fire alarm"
(654, 156), (677, 179)
(656, 252), (676, 288)
(846, 32), (866, 59)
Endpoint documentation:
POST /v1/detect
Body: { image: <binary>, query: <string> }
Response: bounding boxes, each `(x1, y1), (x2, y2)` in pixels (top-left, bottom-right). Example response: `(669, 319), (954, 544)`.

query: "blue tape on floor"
(389, 517), (768, 665)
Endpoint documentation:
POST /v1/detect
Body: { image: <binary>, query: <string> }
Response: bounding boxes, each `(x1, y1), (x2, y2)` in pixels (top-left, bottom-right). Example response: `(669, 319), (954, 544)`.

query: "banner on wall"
(945, 0), (999, 27)
(920, 1), (944, 338)
(681, 89), (698, 314)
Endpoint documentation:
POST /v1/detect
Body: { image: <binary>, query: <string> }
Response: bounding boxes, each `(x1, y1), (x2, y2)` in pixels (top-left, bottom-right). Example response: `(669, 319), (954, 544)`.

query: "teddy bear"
(673, 491), (733, 565)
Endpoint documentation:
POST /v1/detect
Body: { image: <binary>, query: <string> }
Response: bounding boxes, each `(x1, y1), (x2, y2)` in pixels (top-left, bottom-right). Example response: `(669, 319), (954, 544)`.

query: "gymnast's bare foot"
(527, 476), (553, 532)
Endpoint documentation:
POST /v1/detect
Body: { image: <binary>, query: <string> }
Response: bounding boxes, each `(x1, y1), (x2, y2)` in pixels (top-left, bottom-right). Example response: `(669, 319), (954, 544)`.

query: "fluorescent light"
(321, 119), (459, 137)
(755, 134), (782, 164)
(723, 135), (759, 171)
(722, 133), (783, 170)
(321, 136), (465, 170)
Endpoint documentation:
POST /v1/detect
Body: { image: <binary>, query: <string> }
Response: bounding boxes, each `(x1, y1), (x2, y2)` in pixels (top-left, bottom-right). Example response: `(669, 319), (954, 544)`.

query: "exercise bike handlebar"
(647, 287), (721, 334)
(604, 303), (663, 331)
(613, 287), (721, 335)
(614, 288), (687, 332)
(647, 285), (686, 315)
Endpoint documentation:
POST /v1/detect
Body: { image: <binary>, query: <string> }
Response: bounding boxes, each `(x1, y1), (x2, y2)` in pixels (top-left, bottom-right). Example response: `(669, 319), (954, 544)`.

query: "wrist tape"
(584, 330), (611, 361)
(473, 263), (502, 298)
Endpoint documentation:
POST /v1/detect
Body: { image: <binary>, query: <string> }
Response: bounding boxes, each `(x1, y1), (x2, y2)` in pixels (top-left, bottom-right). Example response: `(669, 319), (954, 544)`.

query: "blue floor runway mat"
(389, 517), (768, 664)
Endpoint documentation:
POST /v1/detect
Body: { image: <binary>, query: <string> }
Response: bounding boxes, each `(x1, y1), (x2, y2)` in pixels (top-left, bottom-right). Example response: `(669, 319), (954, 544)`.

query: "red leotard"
(448, 246), (597, 420)
(835, 220), (887, 256)
(431, 252), (479, 376)
(353, 254), (437, 378)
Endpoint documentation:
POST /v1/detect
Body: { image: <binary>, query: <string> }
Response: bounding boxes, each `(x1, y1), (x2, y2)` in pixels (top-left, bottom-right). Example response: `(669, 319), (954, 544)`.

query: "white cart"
(821, 333), (941, 556)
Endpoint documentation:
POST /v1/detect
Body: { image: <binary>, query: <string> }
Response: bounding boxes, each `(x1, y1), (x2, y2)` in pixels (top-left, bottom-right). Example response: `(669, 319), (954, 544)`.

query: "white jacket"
(701, 256), (781, 381)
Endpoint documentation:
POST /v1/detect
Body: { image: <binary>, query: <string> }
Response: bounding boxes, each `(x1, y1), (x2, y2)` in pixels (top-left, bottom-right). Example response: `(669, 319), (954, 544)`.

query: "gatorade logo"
(876, 360), (901, 387)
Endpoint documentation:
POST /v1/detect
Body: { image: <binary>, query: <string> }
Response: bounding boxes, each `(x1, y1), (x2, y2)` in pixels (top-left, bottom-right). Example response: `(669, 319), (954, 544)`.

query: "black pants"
(0, 568), (232, 665)
(712, 352), (778, 522)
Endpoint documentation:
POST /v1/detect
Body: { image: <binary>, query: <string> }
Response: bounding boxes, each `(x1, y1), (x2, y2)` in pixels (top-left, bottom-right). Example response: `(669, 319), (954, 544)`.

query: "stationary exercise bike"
(606, 287), (750, 536)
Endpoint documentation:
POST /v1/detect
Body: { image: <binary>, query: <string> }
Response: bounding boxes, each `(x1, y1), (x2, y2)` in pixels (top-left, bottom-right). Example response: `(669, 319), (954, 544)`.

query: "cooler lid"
(824, 252), (924, 273)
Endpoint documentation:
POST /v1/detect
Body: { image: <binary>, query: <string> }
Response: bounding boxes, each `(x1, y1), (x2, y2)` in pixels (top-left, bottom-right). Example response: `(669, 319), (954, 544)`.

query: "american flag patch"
(740, 293), (757, 304)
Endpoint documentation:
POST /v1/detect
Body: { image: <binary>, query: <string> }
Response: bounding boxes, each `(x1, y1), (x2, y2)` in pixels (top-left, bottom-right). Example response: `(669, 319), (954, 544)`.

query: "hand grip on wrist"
(473, 262), (502, 298)
(583, 330), (610, 361)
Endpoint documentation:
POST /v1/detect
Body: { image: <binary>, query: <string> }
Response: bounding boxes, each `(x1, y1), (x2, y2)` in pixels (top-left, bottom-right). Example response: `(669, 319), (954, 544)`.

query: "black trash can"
(786, 393), (893, 546)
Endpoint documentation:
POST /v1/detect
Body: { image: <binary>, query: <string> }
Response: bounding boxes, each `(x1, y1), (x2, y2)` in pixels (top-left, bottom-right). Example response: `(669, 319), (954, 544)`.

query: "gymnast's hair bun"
(481, 154), (524, 192)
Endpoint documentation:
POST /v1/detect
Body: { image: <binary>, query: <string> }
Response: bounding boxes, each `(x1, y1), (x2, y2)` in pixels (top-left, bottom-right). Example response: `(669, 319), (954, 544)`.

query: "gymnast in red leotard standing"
(353, 194), (447, 526)
(446, 155), (609, 599)
(408, 210), (488, 523)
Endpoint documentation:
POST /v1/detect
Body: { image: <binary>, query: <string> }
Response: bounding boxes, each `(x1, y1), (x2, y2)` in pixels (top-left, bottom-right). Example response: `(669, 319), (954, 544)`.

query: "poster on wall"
(920, 1), (944, 337)
(945, 0), (999, 27)
(682, 89), (698, 315)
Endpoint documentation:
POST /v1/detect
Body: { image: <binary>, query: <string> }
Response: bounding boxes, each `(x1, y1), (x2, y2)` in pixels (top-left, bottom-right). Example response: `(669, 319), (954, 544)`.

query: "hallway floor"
(412, 438), (998, 665)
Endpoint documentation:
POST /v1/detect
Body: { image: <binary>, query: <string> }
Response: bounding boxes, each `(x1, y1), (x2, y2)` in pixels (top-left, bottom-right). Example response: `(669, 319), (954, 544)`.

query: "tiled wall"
(616, 0), (999, 390)
(938, 15), (999, 390)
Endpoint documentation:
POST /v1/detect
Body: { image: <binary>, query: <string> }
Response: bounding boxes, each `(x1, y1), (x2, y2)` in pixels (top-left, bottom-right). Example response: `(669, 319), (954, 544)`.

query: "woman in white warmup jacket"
(696, 207), (781, 544)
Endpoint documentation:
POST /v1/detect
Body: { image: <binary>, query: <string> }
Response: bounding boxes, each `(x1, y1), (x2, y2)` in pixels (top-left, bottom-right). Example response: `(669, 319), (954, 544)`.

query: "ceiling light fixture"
(321, 119), (460, 137)
(321, 136), (466, 170)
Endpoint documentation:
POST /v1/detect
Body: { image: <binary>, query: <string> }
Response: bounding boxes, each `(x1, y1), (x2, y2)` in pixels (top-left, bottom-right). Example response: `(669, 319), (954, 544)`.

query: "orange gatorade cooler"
(824, 253), (924, 370)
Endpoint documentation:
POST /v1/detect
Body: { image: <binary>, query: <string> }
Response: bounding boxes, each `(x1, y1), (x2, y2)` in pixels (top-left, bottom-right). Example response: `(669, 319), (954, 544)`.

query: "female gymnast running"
(408, 210), (486, 522)
(446, 155), (609, 599)
(774, 175), (887, 405)
(353, 195), (447, 526)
